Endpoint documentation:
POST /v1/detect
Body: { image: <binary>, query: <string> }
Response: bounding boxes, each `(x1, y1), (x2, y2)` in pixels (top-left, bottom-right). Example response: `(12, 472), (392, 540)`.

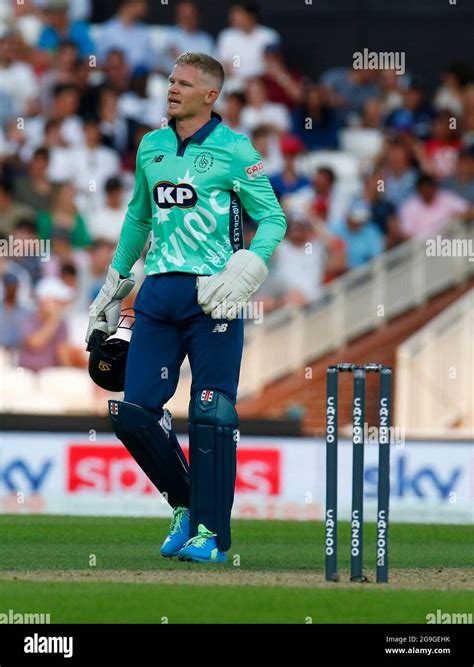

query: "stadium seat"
(339, 128), (384, 160)
(0, 346), (13, 371)
(37, 368), (97, 414)
(296, 150), (361, 183)
(0, 367), (38, 412)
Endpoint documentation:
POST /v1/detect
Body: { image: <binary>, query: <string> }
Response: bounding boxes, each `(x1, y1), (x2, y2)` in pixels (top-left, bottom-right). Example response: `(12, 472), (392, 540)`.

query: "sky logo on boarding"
(153, 181), (198, 209)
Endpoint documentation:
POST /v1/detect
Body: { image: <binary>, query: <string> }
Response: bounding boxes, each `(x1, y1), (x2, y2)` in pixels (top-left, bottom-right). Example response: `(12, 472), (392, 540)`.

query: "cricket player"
(86, 52), (286, 563)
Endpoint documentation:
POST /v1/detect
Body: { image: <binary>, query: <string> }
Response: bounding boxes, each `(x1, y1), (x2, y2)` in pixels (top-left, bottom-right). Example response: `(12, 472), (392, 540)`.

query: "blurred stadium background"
(0, 0), (472, 525)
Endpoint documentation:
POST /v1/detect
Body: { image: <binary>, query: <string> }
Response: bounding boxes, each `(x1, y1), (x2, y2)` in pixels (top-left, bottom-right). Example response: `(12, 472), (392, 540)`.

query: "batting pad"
(188, 390), (239, 551)
(109, 400), (190, 508)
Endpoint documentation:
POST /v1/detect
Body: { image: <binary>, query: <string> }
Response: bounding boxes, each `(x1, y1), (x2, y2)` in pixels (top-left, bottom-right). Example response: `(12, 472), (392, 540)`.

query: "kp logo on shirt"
(153, 181), (198, 209)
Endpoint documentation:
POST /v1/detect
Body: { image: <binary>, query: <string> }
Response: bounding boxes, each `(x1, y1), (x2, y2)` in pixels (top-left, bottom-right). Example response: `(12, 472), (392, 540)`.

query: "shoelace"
(169, 507), (188, 535)
(183, 527), (216, 549)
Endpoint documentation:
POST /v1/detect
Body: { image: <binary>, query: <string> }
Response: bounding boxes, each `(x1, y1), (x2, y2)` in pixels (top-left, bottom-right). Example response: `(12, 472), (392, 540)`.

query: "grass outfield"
(0, 515), (472, 624)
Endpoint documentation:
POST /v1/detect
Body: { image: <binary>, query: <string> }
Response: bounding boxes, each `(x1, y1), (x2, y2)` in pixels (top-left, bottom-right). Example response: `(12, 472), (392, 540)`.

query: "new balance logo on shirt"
(212, 324), (228, 333)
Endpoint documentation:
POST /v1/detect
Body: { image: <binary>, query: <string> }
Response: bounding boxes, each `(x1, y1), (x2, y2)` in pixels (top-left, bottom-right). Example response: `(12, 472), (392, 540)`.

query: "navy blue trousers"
(124, 273), (244, 412)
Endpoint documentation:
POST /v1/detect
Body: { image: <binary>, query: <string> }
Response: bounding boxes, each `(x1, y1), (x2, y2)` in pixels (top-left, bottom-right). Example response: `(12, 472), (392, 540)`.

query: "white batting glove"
(197, 249), (268, 320)
(85, 266), (135, 345)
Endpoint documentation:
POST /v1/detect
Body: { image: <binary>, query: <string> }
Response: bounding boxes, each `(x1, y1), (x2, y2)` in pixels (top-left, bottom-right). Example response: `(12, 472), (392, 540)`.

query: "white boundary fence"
(237, 219), (474, 397)
(395, 289), (474, 437)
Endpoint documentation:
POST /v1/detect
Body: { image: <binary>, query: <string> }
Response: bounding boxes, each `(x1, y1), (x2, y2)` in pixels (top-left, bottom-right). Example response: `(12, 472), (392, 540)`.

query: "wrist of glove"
(85, 266), (135, 346)
(197, 249), (268, 320)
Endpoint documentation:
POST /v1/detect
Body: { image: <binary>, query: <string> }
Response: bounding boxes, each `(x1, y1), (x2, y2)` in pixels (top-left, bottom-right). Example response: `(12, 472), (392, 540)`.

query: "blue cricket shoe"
(178, 523), (227, 563)
(160, 506), (190, 557)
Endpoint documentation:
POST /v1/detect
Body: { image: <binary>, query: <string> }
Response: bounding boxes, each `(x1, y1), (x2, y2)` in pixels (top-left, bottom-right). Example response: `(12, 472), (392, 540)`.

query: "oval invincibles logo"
(153, 181), (198, 209)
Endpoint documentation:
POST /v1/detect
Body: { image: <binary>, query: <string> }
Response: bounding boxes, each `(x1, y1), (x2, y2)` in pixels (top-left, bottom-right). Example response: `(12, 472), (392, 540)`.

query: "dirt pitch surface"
(0, 568), (471, 591)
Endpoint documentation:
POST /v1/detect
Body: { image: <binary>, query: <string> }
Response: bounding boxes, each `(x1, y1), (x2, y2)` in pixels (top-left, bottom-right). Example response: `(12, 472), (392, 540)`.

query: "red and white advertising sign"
(0, 433), (472, 523)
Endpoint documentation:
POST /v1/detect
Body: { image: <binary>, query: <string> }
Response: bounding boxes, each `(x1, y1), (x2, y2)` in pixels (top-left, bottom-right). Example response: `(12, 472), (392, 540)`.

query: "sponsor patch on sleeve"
(245, 160), (265, 179)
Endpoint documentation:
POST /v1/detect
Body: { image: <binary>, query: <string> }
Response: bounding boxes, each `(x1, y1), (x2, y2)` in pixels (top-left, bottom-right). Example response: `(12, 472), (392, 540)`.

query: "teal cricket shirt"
(111, 113), (287, 277)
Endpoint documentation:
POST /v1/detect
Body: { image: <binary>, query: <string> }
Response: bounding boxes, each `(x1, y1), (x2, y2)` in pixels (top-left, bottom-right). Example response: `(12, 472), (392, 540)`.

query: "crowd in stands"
(1, 0), (474, 373)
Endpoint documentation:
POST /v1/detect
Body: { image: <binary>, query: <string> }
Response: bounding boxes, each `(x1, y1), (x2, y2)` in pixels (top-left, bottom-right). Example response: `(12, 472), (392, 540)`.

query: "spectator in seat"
(66, 117), (121, 216)
(39, 40), (80, 109)
(5, 0), (44, 48)
(96, 86), (129, 155)
(434, 62), (473, 116)
(268, 214), (327, 307)
(21, 83), (84, 163)
(261, 43), (304, 109)
(329, 201), (384, 269)
(400, 174), (474, 239)
(13, 147), (53, 214)
(80, 49), (131, 119)
(250, 125), (283, 177)
(270, 134), (310, 200)
(18, 276), (75, 372)
(41, 227), (89, 280)
(37, 0), (94, 59)
(310, 166), (352, 224)
(33, 119), (74, 184)
(378, 140), (419, 209)
(461, 84), (474, 147)
(36, 182), (91, 249)
(122, 123), (153, 173)
(282, 166), (345, 228)
(11, 219), (44, 286)
(119, 72), (167, 130)
(0, 250), (35, 310)
(159, 1), (215, 75)
(321, 66), (380, 122)
(0, 32), (40, 118)
(291, 83), (340, 150)
(97, 0), (155, 74)
(88, 177), (128, 242)
(417, 109), (464, 180)
(60, 262), (78, 292)
(221, 91), (246, 134)
(241, 77), (290, 135)
(73, 237), (116, 312)
(305, 208), (347, 283)
(441, 149), (474, 203)
(380, 69), (405, 116)
(0, 273), (32, 349)
(217, 1), (280, 86)
(0, 177), (35, 238)
(359, 172), (403, 248)
(385, 79), (434, 140)
(360, 97), (384, 129)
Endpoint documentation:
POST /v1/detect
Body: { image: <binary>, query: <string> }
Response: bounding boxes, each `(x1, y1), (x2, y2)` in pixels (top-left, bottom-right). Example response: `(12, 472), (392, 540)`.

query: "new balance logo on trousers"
(212, 323), (228, 333)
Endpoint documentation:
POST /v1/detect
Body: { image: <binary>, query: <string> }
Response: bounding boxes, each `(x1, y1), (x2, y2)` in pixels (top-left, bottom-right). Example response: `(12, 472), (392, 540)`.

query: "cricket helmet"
(88, 310), (134, 392)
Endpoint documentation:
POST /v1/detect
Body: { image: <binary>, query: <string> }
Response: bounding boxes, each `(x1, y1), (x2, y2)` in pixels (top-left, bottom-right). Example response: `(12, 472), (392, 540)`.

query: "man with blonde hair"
(86, 52), (286, 563)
